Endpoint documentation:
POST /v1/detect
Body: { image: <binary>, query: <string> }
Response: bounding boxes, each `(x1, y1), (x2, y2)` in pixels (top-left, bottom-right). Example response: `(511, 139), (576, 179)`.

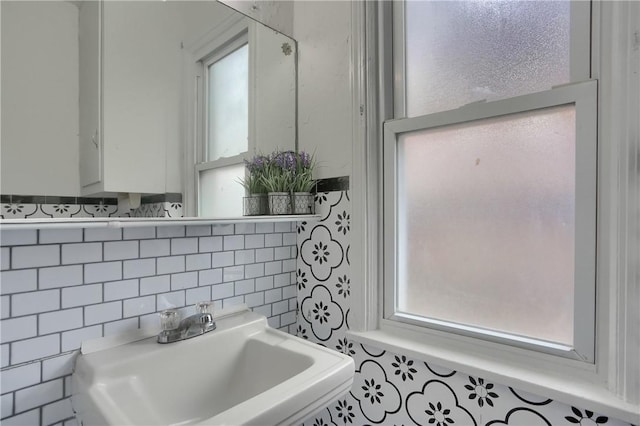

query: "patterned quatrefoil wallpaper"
(296, 189), (632, 426)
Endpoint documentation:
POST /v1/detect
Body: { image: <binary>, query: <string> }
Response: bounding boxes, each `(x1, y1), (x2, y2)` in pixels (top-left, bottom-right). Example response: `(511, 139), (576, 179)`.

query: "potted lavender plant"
(239, 155), (269, 215)
(291, 151), (316, 214)
(261, 150), (295, 214)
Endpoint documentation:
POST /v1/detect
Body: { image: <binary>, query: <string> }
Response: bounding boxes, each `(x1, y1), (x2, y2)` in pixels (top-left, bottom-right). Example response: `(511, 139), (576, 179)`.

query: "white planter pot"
(268, 192), (292, 215)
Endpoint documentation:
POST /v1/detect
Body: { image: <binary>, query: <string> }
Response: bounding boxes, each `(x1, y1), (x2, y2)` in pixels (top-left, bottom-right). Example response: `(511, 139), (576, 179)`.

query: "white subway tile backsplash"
(199, 236), (222, 253)
(84, 261), (122, 284)
(245, 234), (265, 249)
(104, 318), (139, 336)
(282, 259), (296, 273)
(42, 352), (76, 381)
(156, 255), (185, 275)
(62, 284), (102, 308)
(0, 222), (299, 426)
(85, 301), (122, 325)
(104, 279), (139, 301)
(283, 232), (297, 246)
(234, 250), (255, 265)
(272, 300), (289, 316)
(39, 265), (83, 289)
(234, 279), (254, 295)
(140, 275), (170, 295)
(104, 241), (139, 261)
(156, 226), (185, 238)
(211, 283), (234, 300)
(12, 245), (59, 269)
(280, 310), (296, 326)
(244, 292), (264, 308)
(223, 235), (244, 251)
(1, 344), (9, 367)
(42, 397), (73, 425)
(244, 263), (264, 279)
(264, 233), (282, 247)
(1, 408), (39, 426)
(274, 222), (292, 233)
(255, 248), (274, 263)
(274, 273), (292, 288)
(211, 252), (234, 268)
(265, 288), (282, 304)
(234, 223), (255, 234)
(61, 242), (101, 265)
(186, 287), (211, 305)
(1, 392), (13, 419)
(185, 225), (211, 237)
(255, 276), (274, 291)
(140, 239), (170, 258)
(274, 246), (291, 260)
(1, 363), (40, 393)
(39, 229), (83, 244)
(171, 238), (198, 255)
(12, 290), (59, 316)
(0, 316), (37, 342)
(14, 379), (63, 413)
(39, 309), (83, 335)
(282, 285), (296, 299)
(185, 254), (211, 271)
(255, 223), (274, 234)
(1, 247), (9, 270)
(12, 334), (59, 364)
(223, 266), (244, 282)
(264, 261), (282, 276)
(267, 315), (280, 329)
(211, 224), (234, 235)
(0, 230), (37, 246)
(1, 296), (9, 319)
(84, 228), (122, 242)
(198, 268), (222, 286)
(157, 291), (185, 310)
(170, 272), (198, 290)
(61, 325), (102, 352)
(122, 259), (155, 279)
(0, 269), (37, 294)
(123, 296), (155, 317)
(252, 304), (271, 318)
(123, 227), (156, 240)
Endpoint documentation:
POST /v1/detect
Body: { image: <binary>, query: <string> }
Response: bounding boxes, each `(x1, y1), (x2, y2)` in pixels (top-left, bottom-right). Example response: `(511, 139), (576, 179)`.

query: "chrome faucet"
(157, 302), (216, 344)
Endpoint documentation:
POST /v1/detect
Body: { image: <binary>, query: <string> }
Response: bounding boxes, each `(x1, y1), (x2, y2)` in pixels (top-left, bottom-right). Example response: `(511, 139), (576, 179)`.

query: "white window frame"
(383, 81), (598, 362)
(348, 1), (640, 423)
(182, 16), (256, 217)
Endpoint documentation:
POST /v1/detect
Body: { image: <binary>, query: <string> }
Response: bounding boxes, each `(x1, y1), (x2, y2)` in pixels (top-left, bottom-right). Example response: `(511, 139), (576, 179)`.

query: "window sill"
(346, 327), (640, 425)
(0, 215), (321, 230)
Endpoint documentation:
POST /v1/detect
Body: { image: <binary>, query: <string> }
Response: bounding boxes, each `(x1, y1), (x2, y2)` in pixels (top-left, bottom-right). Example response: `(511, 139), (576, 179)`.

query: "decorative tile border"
(1, 194), (183, 219)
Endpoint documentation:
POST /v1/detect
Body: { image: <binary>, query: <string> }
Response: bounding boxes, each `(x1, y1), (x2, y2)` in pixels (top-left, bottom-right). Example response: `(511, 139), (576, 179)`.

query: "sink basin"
(71, 309), (354, 425)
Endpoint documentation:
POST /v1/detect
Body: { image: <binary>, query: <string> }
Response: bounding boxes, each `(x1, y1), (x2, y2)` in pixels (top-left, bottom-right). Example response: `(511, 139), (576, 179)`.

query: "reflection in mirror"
(0, 0), (296, 220)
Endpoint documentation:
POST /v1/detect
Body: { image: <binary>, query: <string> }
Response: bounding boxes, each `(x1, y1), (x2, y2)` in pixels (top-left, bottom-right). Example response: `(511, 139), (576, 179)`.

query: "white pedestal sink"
(71, 309), (354, 425)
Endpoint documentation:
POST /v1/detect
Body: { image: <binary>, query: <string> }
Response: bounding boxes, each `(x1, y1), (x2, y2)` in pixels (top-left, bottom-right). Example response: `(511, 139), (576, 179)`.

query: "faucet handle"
(195, 301), (214, 315)
(159, 309), (180, 331)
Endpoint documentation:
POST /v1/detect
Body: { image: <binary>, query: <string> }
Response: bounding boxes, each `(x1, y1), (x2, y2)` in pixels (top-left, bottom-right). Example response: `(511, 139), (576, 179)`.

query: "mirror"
(0, 0), (296, 220)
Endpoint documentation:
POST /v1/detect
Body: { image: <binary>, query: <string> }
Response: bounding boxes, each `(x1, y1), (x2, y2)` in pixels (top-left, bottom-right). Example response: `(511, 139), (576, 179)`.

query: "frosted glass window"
(404, 0), (571, 116)
(206, 44), (248, 161)
(397, 105), (576, 345)
(199, 164), (244, 217)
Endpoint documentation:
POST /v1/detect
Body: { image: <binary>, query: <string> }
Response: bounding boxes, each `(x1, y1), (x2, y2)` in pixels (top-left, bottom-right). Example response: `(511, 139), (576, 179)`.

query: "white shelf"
(0, 215), (321, 230)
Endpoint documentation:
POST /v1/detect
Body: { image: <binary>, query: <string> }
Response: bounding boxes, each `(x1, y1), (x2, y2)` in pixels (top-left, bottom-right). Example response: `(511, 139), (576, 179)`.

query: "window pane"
(199, 164), (244, 217)
(404, 0), (571, 116)
(207, 44), (248, 161)
(397, 105), (576, 345)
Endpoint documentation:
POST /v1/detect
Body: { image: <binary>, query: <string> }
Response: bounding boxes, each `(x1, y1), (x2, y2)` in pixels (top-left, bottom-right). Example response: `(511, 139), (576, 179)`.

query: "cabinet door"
(79, 0), (101, 189)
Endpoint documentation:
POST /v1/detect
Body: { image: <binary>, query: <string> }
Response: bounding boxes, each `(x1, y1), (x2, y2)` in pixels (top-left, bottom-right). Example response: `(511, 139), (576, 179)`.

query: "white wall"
(221, 0), (294, 39)
(1, 1), (79, 196)
(294, 1), (353, 180)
